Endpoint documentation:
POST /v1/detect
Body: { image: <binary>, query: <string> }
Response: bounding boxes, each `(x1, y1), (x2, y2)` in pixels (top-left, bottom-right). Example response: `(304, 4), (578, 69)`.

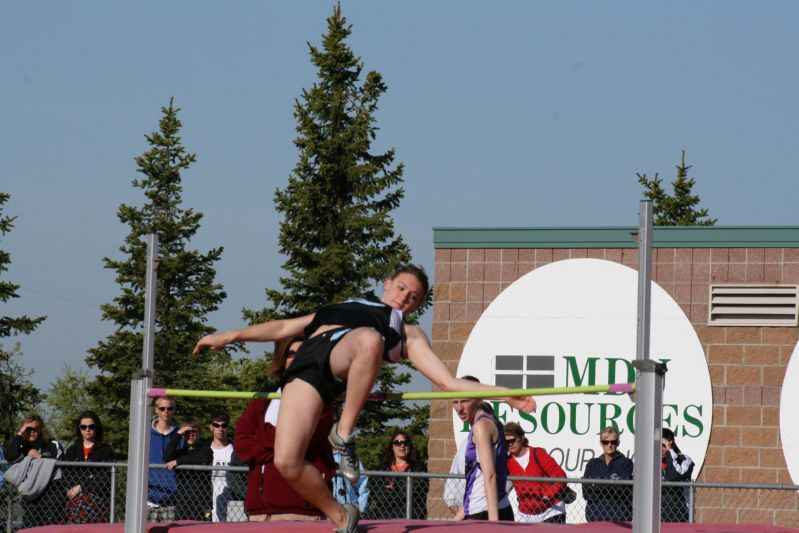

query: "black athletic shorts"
(282, 326), (350, 407)
(464, 505), (515, 521)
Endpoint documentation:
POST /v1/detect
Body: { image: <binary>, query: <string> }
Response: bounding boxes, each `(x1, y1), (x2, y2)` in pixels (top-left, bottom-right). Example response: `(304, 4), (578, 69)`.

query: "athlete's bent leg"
(328, 327), (384, 438)
(274, 379), (349, 529)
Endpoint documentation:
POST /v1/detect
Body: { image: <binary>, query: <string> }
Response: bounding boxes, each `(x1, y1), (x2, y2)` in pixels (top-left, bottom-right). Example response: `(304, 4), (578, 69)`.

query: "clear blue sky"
(3, 1), (798, 392)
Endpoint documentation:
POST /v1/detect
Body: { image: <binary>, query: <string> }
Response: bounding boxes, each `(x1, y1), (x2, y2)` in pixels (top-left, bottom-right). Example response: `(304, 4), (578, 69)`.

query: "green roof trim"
(433, 226), (799, 249)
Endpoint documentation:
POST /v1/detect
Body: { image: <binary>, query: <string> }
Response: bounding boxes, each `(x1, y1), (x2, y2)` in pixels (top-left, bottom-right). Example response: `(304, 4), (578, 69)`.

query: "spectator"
(444, 378), (479, 519)
(4, 414), (64, 528)
(0, 445), (7, 488)
(332, 450), (369, 514)
(443, 437), (467, 518)
(504, 422), (566, 523)
(148, 396), (178, 521)
(582, 426), (633, 522)
(234, 336), (335, 521)
(62, 411), (116, 524)
(661, 428), (693, 522)
(368, 429), (428, 520)
(452, 379), (513, 521)
(207, 411), (241, 522)
(164, 416), (211, 520)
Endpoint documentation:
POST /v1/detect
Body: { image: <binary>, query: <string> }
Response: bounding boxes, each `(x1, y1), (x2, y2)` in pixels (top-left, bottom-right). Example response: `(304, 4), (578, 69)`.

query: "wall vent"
(708, 284), (799, 327)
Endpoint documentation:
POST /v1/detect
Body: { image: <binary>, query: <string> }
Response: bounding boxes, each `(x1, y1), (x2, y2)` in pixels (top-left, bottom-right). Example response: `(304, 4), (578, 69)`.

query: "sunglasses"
(25, 427), (42, 433)
(79, 424), (96, 431)
(392, 440), (410, 447)
(505, 437), (518, 444)
(212, 422), (229, 429)
(600, 439), (620, 446)
(157, 406), (175, 412)
(186, 430), (199, 436)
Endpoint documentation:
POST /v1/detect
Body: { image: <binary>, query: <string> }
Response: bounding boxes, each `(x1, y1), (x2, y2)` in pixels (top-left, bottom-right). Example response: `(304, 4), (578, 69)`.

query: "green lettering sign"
(541, 402), (566, 434)
(606, 358), (635, 393)
(518, 408), (538, 432)
(568, 402), (594, 435)
(599, 402), (623, 434)
(564, 356), (598, 388)
(682, 405), (704, 437)
(662, 403), (679, 430)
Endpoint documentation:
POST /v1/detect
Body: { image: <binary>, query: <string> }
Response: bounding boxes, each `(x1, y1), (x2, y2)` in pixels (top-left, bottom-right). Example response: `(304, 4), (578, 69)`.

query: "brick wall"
(430, 247), (799, 526)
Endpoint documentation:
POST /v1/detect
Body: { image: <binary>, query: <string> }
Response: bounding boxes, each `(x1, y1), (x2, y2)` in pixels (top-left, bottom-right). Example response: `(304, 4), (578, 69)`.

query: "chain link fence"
(1, 461), (797, 529)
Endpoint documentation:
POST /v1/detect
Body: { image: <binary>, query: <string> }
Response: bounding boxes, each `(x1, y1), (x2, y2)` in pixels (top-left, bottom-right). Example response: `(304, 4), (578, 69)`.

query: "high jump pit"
(21, 520), (799, 533)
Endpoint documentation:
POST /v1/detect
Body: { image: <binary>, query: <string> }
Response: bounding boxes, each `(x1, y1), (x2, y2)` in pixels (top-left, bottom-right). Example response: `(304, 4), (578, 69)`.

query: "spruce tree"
(0, 192), (46, 440)
(637, 150), (716, 226)
(243, 5), (427, 466)
(0, 343), (45, 442)
(46, 365), (93, 441)
(86, 99), (229, 452)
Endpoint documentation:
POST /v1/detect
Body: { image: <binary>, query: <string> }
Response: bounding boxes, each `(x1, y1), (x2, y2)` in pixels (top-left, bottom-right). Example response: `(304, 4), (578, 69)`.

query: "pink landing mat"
(20, 520), (799, 533)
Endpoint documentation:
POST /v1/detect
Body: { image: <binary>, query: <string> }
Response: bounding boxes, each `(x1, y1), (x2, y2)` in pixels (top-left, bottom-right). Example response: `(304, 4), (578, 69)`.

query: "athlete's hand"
(192, 332), (232, 355)
(506, 395), (537, 413)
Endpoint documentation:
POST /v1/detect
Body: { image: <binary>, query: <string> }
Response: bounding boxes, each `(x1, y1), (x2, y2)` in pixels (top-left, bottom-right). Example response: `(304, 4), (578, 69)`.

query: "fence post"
(110, 463), (117, 523)
(5, 488), (11, 533)
(124, 233), (160, 533)
(406, 474), (413, 519)
(688, 482), (695, 523)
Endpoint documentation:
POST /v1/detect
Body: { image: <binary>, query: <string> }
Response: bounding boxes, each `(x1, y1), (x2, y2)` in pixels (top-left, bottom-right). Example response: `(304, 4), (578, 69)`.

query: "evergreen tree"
(46, 365), (93, 442)
(243, 5), (428, 464)
(0, 192), (46, 440)
(0, 343), (45, 442)
(86, 99), (230, 453)
(637, 150), (716, 226)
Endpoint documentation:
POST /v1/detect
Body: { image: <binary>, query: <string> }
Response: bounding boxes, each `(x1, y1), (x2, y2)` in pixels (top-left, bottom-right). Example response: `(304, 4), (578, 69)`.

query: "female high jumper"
(194, 264), (536, 532)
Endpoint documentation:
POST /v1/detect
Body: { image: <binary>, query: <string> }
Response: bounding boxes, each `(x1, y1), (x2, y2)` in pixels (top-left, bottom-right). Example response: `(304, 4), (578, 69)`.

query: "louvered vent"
(708, 285), (799, 326)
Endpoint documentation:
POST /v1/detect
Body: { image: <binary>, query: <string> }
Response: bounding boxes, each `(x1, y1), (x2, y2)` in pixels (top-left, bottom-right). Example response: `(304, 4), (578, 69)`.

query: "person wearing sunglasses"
(581, 426), (634, 522)
(164, 411), (244, 522)
(164, 416), (211, 520)
(62, 411), (115, 524)
(148, 396), (179, 521)
(504, 422), (567, 523)
(207, 412), (242, 522)
(369, 429), (428, 520)
(4, 414), (64, 528)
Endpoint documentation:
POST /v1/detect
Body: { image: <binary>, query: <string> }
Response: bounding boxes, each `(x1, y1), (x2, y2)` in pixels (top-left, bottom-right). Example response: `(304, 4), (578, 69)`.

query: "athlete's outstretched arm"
(404, 325), (537, 413)
(192, 314), (314, 354)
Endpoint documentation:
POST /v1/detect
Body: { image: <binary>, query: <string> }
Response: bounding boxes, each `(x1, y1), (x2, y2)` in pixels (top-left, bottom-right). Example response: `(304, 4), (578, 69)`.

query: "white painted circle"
(780, 342), (799, 483)
(454, 258), (712, 478)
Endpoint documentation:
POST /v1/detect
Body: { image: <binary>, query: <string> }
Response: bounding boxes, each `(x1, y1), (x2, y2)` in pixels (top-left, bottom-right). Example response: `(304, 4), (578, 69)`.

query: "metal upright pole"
(125, 234), (159, 533)
(632, 201), (664, 533)
(406, 475), (413, 519)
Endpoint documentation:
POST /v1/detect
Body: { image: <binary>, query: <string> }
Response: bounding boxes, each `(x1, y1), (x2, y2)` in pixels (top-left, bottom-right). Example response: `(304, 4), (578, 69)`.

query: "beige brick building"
(428, 226), (799, 526)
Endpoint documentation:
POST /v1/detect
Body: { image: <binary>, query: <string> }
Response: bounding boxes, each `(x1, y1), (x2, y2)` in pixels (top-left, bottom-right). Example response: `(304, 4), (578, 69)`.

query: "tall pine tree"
(243, 5), (427, 467)
(0, 192), (46, 440)
(86, 100), (230, 453)
(637, 150), (716, 226)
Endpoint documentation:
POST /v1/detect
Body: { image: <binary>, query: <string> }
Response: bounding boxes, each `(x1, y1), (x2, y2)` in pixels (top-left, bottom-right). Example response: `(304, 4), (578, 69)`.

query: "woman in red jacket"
(504, 422), (567, 523)
(233, 336), (336, 521)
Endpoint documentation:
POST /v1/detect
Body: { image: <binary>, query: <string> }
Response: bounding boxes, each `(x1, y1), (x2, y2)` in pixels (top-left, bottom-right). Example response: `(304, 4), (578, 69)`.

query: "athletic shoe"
(329, 423), (360, 483)
(334, 503), (360, 533)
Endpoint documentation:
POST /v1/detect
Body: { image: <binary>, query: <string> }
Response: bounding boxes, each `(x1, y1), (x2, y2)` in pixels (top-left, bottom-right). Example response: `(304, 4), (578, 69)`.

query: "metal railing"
(1, 461), (798, 529)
